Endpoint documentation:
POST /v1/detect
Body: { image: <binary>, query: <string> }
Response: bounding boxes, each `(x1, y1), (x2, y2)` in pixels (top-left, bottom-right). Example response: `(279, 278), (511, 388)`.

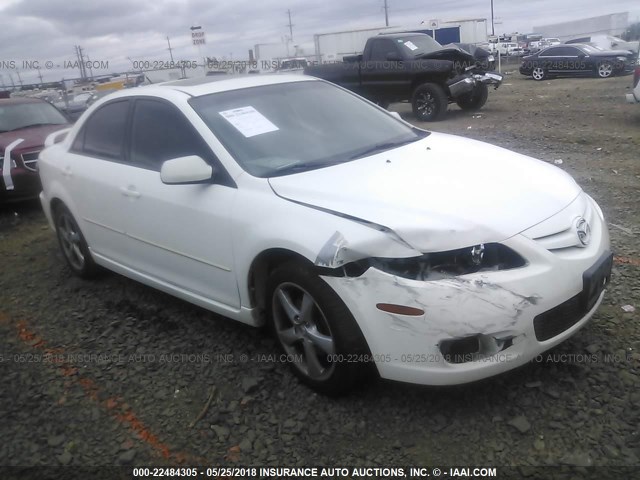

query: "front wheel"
(532, 67), (547, 81)
(54, 204), (99, 278)
(411, 83), (448, 121)
(597, 61), (613, 78)
(267, 262), (371, 395)
(455, 83), (489, 110)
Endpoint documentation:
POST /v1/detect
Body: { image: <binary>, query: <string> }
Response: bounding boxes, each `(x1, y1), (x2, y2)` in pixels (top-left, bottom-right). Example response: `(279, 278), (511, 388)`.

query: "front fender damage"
(314, 230), (421, 269)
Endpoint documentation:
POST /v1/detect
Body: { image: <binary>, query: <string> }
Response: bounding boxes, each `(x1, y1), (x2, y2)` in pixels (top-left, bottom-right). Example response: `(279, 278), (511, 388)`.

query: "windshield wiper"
(347, 137), (420, 160)
(273, 160), (346, 176)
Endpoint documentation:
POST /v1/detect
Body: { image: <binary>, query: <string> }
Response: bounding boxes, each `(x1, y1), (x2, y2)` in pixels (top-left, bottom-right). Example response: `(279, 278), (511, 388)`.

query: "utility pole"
(16, 70), (23, 87)
(0, 74), (5, 88)
(8, 72), (15, 88)
(286, 9), (294, 42)
(490, 0), (495, 36)
(383, 0), (389, 27)
(85, 55), (94, 80)
(167, 36), (174, 62)
(37, 67), (44, 85)
(75, 46), (85, 80)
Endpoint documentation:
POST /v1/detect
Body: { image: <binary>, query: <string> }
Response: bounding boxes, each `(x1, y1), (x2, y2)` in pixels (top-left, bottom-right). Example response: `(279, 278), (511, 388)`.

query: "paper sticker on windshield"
(219, 106), (279, 138)
(404, 41), (418, 51)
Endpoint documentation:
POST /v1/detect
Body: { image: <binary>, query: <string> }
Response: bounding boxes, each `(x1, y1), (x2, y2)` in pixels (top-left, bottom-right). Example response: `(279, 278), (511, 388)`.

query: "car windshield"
(393, 35), (443, 56)
(190, 81), (427, 177)
(0, 102), (67, 132)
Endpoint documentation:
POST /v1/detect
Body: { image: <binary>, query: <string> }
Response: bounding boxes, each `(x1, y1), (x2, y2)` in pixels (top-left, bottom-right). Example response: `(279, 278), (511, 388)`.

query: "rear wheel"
(532, 67), (547, 81)
(455, 83), (489, 110)
(54, 204), (99, 278)
(267, 262), (371, 395)
(411, 83), (448, 121)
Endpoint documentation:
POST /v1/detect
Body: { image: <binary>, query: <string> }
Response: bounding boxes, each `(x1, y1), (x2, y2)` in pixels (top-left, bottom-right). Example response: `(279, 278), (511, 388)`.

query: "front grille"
(21, 151), (41, 172)
(533, 293), (585, 341)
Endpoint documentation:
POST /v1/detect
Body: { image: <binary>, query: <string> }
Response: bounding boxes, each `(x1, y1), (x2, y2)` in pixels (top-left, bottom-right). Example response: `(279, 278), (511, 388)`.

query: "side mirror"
(389, 111), (402, 120)
(160, 155), (213, 185)
(611, 42), (618, 47)
(386, 52), (403, 62)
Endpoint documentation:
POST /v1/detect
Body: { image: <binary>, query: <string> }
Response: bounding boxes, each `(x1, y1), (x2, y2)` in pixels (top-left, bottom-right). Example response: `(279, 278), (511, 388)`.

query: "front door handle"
(120, 186), (141, 198)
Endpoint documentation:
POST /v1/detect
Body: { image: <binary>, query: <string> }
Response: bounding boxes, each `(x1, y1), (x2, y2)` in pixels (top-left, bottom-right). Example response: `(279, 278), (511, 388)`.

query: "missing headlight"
(369, 243), (526, 280)
(317, 243), (526, 280)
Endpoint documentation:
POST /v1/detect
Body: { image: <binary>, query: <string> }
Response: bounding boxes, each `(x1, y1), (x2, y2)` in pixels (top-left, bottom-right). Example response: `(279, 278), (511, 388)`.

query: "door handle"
(120, 186), (141, 198)
(62, 166), (73, 177)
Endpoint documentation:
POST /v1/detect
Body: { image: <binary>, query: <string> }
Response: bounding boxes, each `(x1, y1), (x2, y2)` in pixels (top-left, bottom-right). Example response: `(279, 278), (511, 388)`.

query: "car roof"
(0, 97), (47, 105)
(378, 32), (430, 39)
(156, 74), (316, 97)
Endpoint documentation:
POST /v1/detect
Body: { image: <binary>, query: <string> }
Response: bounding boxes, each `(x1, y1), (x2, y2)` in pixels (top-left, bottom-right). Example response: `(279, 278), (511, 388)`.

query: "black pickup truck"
(304, 33), (503, 121)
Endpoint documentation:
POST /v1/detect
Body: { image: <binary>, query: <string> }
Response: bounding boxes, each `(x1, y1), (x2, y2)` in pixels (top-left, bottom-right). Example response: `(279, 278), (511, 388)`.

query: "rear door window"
(75, 100), (130, 160)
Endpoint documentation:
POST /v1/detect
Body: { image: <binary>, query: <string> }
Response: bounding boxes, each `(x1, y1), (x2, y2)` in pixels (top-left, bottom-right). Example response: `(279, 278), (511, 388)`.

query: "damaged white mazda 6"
(38, 75), (612, 394)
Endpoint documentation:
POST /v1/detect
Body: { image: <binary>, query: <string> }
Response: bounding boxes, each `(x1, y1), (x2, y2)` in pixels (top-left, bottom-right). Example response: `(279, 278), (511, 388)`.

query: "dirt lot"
(0, 72), (639, 474)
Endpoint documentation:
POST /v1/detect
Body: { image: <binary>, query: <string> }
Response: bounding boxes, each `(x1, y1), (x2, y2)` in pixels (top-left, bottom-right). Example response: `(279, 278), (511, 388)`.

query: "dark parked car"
(305, 33), (502, 121)
(0, 97), (69, 202)
(520, 44), (636, 81)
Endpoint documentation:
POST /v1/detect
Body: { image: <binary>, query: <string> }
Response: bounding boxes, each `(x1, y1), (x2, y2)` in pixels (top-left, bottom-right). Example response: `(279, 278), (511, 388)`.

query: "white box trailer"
(313, 26), (397, 63)
(443, 18), (488, 44)
(254, 43), (293, 63)
(533, 12), (628, 42)
(313, 19), (488, 62)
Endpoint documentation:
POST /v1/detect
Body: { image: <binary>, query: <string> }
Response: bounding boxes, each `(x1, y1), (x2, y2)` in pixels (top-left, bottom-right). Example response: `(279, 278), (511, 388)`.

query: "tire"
(596, 61), (613, 79)
(54, 204), (100, 278)
(455, 83), (489, 111)
(532, 67), (547, 81)
(267, 261), (371, 395)
(411, 83), (448, 122)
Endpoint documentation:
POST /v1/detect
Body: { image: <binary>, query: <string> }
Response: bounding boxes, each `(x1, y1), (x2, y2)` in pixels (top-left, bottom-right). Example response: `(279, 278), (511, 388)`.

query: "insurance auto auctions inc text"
(254, 466), (497, 477)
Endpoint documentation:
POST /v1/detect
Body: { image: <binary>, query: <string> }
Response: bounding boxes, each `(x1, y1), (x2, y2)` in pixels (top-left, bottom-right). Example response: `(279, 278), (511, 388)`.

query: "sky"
(0, 0), (639, 85)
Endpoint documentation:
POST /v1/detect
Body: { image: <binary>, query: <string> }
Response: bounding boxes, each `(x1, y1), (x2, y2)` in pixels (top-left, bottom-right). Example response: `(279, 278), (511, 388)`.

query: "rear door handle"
(120, 186), (141, 198)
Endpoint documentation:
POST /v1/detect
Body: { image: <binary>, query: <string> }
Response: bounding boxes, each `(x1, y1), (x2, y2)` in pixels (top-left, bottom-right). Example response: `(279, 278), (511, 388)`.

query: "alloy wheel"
(272, 282), (336, 381)
(532, 67), (545, 80)
(416, 92), (435, 116)
(57, 212), (85, 271)
(598, 63), (613, 78)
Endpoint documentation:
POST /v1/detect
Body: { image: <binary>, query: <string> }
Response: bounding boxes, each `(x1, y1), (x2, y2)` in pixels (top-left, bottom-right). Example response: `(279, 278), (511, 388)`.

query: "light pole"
(491, 0), (495, 36)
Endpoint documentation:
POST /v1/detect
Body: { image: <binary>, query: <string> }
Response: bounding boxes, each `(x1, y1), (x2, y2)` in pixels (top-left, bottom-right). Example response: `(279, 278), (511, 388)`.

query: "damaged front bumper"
(447, 72), (504, 98)
(320, 213), (610, 386)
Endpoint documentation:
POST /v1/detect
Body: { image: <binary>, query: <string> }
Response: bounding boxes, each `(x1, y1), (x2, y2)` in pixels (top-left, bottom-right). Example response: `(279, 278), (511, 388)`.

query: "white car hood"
(268, 132), (581, 252)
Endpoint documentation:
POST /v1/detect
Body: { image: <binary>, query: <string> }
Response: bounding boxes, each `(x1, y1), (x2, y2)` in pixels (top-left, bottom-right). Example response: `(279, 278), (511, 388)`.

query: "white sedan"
(38, 75), (612, 394)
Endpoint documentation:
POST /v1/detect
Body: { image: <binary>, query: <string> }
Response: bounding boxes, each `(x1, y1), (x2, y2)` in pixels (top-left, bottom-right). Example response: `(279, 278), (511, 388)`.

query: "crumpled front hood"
(268, 132), (582, 252)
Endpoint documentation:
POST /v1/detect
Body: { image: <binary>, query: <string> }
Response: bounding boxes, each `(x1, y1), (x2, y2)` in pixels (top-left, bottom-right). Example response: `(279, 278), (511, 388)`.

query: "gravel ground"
(0, 72), (639, 472)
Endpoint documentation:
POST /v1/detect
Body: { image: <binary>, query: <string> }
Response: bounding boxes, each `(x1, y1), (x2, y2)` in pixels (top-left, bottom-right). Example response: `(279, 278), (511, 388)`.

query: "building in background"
(534, 12), (629, 42)
(313, 19), (488, 63)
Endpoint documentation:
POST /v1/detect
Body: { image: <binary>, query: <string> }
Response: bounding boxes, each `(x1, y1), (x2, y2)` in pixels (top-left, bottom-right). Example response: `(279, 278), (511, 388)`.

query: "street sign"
(192, 31), (206, 46)
(428, 19), (439, 30)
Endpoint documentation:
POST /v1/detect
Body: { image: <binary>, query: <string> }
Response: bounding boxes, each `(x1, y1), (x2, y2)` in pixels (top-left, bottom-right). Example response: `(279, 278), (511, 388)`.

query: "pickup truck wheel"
(412, 83), (448, 121)
(455, 83), (489, 111)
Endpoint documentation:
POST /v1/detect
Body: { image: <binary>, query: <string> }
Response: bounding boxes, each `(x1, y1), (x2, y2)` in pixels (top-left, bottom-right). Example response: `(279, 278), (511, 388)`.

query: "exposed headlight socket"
(471, 244), (485, 265)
